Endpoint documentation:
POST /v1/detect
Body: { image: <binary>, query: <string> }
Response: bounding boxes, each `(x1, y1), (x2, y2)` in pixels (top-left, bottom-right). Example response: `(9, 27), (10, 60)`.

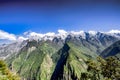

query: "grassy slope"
(6, 41), (61, 80)
(64, 42), (97, 79)
(51, 42), (98, 80)
(6, 40), (98, 80)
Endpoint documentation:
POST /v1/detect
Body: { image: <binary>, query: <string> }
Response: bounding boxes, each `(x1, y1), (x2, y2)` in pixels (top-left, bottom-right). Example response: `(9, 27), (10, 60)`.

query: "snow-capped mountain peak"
(70, 31), (86, 39)
(1, 29), (120, 60)
(1, 29), (120, 43)
(88, 31), (97, 36)
(20, 30), (120, 41)
(108, 30), (120, 34)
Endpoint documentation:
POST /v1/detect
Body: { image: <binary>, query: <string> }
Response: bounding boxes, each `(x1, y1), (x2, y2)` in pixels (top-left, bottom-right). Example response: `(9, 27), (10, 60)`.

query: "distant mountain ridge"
(0, 31), (120, 59)
(101, 40), (120, 60)
(0, 30), (120, 80)
(22, 30), (120, 41)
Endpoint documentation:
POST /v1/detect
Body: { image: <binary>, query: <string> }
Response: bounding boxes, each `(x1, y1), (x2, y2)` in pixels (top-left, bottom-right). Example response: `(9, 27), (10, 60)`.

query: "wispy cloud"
(0, 29), (120, 44)
(108, 30), (120, 33)
(18, 36), (28, 41)
(58, 29), (67, 34)
(0, 30), (16, 41)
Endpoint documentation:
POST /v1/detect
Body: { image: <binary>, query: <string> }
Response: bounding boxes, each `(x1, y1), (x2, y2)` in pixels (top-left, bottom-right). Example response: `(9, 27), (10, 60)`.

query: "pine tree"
(0, 60), (20, 80)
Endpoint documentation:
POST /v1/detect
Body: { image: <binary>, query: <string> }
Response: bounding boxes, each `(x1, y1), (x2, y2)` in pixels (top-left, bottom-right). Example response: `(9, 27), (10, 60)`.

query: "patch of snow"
(70, 30), (86, 39)
(88, 31), (97, 36)
(108, 30), (120, 34)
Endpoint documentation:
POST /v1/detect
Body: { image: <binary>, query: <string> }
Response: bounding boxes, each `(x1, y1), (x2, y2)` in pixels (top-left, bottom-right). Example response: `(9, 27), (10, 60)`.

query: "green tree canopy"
(0, 60), (20, 80)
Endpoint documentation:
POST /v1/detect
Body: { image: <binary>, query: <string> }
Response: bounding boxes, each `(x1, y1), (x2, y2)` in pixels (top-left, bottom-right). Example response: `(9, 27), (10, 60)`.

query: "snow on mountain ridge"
(0, 40), (28, 59)
(1, 29), (120, 42)
(88, 31), (97, 36)
(0, 30), (120, 59)
(103, 30), (120, 39)
(20, 30), (120, 41)
(70, 30), (86, 39)
(108, 30), (120, 34)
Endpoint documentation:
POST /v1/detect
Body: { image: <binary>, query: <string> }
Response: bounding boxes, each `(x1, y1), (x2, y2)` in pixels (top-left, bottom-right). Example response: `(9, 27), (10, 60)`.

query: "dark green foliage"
(51, 42), (96, 80)
(0, 60), (20, 80)
(4, 39), (120, 80)
(81, 56), (120, 80)
(101, 57), (120, 79)
(5, 40), (99, 80)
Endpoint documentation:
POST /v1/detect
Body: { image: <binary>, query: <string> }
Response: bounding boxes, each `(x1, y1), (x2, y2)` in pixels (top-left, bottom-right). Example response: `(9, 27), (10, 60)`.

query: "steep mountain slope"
(0, 31), (119, 60)
(101, 40), (120, 59)
(5, 40), (63, 80)
(0, 31), (120, 80)
(6, 40), (98, 80)
(51, 41), (98, 80)
(0, 40), (28, 60)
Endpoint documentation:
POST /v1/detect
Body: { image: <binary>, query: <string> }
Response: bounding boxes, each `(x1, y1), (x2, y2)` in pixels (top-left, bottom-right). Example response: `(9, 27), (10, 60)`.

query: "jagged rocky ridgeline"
(0, 31), (120, 59)
(0, 31), (120, 80)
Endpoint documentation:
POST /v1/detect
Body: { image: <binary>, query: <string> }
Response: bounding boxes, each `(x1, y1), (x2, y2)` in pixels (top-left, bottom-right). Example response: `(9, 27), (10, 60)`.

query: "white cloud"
(25, 32), (44, 40)
(23, 31), (29, 35)
(23, 30), (68, 40)
(24, 31), (56, 41)
(45, 32), (55, 36)
(0, 30), (16, 41)
(1, 29), (120, 43)
(58, 29), (67, 34)
(29, 32), (44, 38)
(70, 30), (86, 39)
(108, 30), (120, 33)
(88, 31), (97, 35)
(57, 29), (68, 39)
(18, 36), (28, 41)
(70, 30), (84, 35)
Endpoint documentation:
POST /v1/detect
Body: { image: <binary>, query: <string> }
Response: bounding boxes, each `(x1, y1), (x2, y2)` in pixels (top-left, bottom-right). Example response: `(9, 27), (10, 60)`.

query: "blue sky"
(0, 1), (120, 35)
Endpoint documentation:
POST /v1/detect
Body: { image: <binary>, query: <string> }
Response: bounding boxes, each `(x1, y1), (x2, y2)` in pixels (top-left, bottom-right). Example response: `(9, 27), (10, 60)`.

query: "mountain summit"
(0, 30), (120, 80)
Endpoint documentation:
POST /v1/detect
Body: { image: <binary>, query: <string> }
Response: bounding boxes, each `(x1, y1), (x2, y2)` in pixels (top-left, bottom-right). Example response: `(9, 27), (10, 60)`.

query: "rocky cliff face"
(0, 31), (120, 60)
(0, 31), (120, 80)
(101, 40), (120, 59)
(6, 40), (96, 80)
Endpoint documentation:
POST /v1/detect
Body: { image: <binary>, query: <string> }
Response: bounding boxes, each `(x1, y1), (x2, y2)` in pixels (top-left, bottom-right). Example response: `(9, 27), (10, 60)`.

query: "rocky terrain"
(0, 31), (120, 80)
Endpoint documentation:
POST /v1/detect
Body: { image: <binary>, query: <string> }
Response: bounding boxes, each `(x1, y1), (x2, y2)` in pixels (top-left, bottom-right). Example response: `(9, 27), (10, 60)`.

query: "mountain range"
(0, 31), (120, 80)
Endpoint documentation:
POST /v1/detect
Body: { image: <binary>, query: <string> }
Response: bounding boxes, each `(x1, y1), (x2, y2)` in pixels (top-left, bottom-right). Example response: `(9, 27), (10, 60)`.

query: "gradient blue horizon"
(0, 2), (120, 34)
